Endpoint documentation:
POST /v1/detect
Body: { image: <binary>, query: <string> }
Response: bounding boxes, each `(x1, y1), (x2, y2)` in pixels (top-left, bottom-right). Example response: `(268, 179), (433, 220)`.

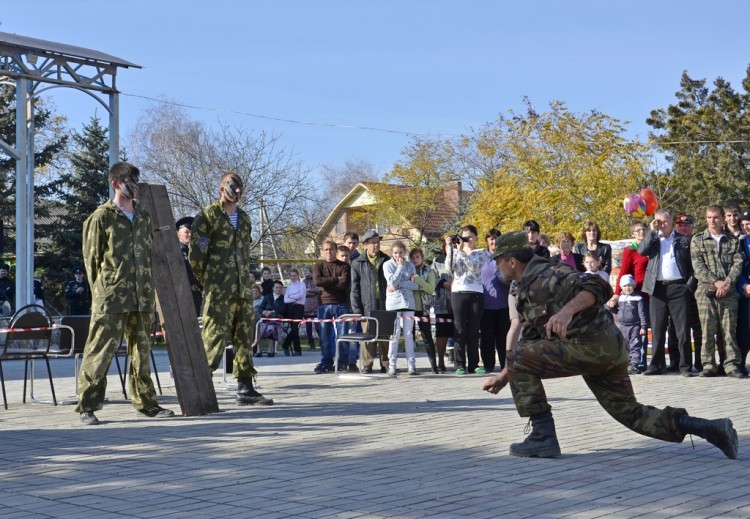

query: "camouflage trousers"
(75, 312), (159, 413)
(508, 323), (686, 443)
(695, 288), (741, 372)
(202, 295), (256, 380)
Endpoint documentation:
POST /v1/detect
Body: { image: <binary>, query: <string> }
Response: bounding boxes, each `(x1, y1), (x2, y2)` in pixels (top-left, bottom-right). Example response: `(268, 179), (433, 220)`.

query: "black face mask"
(225, 177), (243, 202)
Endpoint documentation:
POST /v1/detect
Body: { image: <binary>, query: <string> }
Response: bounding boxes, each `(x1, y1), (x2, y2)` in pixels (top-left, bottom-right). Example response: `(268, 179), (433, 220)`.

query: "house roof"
(312, 181), (472, 246)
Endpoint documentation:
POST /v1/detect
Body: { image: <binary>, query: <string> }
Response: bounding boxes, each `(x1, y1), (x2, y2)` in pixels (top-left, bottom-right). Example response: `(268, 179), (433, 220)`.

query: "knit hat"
(620, 274), (636, 288)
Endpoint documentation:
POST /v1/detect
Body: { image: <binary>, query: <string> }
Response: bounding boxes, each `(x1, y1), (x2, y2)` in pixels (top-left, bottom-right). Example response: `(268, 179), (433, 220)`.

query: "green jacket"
(690, 229), (743, 291)
(82, 200), (155, 314)
(516, 255), (613, 342)
(189, 201), (254, 302)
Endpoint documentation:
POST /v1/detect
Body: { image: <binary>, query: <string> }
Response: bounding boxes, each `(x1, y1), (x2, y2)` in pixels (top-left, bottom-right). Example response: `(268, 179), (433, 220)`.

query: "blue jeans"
(317, 303), (348, 366)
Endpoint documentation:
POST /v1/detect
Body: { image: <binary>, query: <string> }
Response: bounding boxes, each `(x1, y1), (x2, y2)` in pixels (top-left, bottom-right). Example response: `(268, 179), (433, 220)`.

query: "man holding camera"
(690, 205), (746, 378)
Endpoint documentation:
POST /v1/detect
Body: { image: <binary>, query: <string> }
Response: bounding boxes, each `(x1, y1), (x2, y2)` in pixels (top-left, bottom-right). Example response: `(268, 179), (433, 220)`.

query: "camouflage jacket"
(82, 200), (155, 314)
(189, 201), (253, 302)
(690, 229), (742, 290)
(515, 255), (613, 341)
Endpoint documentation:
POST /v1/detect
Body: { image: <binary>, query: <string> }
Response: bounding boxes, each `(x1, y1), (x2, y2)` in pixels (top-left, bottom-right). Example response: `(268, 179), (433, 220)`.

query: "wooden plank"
(139, 183), (219, 416)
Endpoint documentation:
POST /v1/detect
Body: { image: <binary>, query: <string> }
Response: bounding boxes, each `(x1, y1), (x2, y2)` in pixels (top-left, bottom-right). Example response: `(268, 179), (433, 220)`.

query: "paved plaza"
(0, 351), (748, 518)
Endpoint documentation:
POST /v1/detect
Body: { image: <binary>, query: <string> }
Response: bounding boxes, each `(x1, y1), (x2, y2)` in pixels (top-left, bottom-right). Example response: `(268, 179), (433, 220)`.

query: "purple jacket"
(482, 257), (509, 310)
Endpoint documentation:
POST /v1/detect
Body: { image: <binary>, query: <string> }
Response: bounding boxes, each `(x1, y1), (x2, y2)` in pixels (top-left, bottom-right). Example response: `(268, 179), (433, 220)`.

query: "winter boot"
(424, 340), (439, 374)
(509, 410), (561, 458)
(678, 415), (738, 459)
(236, 379), (274, 406)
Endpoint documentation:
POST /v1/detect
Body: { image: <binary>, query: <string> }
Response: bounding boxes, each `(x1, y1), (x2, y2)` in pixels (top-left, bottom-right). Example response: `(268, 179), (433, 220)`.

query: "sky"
(3, 1), (750, 178)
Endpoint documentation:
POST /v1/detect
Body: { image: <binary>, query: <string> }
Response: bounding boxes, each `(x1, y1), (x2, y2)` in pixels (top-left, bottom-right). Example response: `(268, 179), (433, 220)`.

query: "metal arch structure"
(0, 31), (141, 310)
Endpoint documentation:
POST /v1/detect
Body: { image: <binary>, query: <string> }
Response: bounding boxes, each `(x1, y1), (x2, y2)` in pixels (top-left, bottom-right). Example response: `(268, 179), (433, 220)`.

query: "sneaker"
(80, 411), (99, 425)
(387, 366), (397, 377)
(253, 351), (263, 358)
(347, 363), (359, 373)
(628, 366), (639, 375)
(361, 365), (373, 374)
(137, 405), (175, 418)
(236, 387), (274, 406)
(408, 367), (419, 376)
(455, 368), (467, 375)
(314, 363), (331, 374)
(726, 370), (749, 379)
(474, 367), (487, 375)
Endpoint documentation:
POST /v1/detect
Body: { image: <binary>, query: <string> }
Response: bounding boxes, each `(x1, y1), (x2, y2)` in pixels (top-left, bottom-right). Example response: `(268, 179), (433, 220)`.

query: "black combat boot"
(509, 410), (561, 458)
(236, 379), (274, 406)
(678, 415), (738, 459)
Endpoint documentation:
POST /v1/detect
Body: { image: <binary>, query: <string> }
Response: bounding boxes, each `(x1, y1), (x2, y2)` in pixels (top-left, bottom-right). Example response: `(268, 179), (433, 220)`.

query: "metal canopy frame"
(0, 31), (141, 309)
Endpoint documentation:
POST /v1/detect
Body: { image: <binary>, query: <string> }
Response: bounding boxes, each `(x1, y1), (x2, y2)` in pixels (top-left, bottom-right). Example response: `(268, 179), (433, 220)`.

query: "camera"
(451, 234), (469, 245)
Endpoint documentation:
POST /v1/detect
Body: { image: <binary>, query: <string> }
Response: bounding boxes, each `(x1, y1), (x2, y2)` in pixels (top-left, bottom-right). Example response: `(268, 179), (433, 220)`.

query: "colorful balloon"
(639, 188), (659, 216)
(623, 194), (646, 218)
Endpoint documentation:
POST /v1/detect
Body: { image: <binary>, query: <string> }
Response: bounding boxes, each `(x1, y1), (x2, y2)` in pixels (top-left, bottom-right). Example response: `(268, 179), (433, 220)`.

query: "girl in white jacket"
(383, 241), (419, 375)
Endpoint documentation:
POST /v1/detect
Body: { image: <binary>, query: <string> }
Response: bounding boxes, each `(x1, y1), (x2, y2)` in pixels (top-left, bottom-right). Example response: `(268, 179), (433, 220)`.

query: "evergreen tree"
(647, 68), (750, 218)
(38, 116), (109, 304)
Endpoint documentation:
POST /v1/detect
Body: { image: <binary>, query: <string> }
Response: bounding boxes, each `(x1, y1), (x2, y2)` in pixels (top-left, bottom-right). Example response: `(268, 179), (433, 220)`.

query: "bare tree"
(128, 102), (315, 257)
(317, 158), (381, 212)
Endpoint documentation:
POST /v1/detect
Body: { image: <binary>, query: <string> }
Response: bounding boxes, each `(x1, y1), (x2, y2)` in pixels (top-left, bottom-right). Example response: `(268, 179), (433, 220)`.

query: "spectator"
(280, 269), (306, 356)
(0, 264), (14, 316)
(409, 247), (438, 374)
(691, 205), (746, 378)
(446, 225), (491, 375)
(302, 266), (320, 350)
(612, 274), (648, 374)
(736, 210), (750, 375)
(384, 241), (419, 376)
(723, 201), (742, 238)
(638, 209), (694, 376)
(481, 229), (511, 372)
(256, 280), (288, 357)
(313, 239), (350, 374)
(431, 238), (453, 373)
(523, 219), (550, 259)
(75, 161), (173, 425)
(553, 231), (585, 271)
(350, 230), (390, 374)
(260, 267), (274, 295)
(669, 214), (702, 372)
(574, 220), (613, 274)
(176, 216), (202, 316)
(335, 245), (359, 371)
(608, 221), (650, 371)
(65, 266), (91, 315)
(343, 231), (360, 261)
(583, 252), (609, 283)
(190, 171), (273, 406)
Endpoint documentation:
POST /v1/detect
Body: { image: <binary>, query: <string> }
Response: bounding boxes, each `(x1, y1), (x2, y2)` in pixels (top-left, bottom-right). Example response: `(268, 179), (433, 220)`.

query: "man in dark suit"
(638, 209), (695, 376)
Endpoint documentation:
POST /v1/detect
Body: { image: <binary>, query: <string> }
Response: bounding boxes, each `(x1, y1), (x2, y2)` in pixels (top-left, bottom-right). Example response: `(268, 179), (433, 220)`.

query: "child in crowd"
(583, 252), (610, 283)
(336, 246), (351, 263)
(383, 241), (419, 376)
(260, 266), (274, 295)
(612, 274), (648, 374)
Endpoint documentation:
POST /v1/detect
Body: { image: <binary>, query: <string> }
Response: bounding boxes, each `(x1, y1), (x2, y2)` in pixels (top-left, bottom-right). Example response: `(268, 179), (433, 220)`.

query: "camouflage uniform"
(75, 200), (159, 413)
(510, 256), (686, 443)
(690, 229), (743, 373)
(189, 201), (256, 379)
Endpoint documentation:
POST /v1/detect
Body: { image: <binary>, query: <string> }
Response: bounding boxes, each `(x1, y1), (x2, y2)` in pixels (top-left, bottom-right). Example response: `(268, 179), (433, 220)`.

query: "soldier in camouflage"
(76, 162), (174, 425)
(189, 172), (273, 406)
(481, 231), (738, 459)
(691, 205), (747, 378)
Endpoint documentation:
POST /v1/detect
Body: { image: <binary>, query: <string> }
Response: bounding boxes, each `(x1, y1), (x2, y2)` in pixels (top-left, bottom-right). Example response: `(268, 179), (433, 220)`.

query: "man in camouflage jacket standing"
(76, 162), (174, 425)
(190, 172), (273, 406)
(481, 231), (738, 459)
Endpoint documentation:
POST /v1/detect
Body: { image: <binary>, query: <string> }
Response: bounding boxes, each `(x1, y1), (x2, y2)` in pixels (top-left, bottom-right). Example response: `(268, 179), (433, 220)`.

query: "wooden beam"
(139, 183), (219, 416)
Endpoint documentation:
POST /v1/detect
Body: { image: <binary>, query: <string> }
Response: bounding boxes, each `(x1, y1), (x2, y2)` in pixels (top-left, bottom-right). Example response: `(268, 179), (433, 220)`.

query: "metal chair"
(47, 315), (88, 404)
(0, 304), (57, 409)
(114, 319), (163, 399)
(334, 310), (398, 375)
